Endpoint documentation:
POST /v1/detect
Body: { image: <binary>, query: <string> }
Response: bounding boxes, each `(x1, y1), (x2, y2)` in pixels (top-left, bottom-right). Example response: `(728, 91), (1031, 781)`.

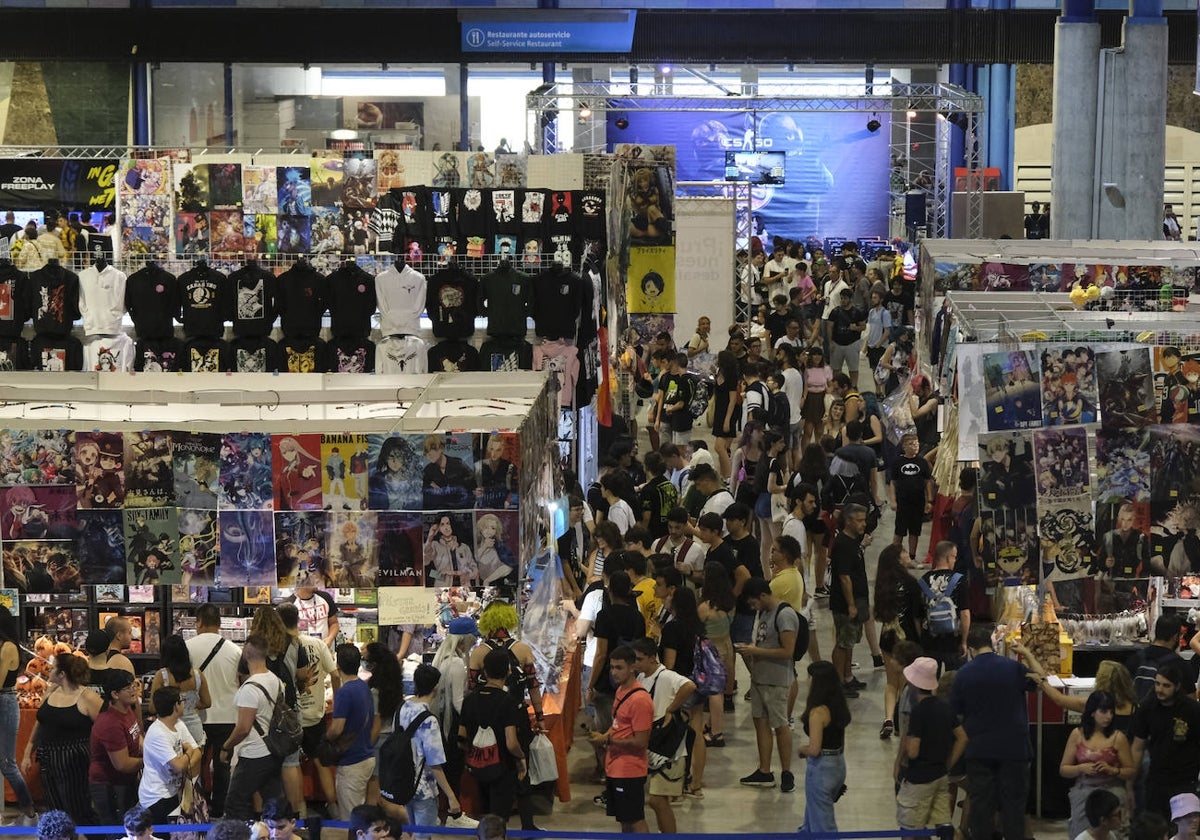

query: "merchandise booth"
(929, 285), (1200, 817)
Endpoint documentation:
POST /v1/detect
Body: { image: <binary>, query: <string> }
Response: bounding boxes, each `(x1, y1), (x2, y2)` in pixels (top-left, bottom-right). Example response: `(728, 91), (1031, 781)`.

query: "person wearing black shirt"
(421, 434), (475, 510)
(0, 212), (21, 243)
(458, 649), (528, 830)
(830, 504), (870, 697)
(764, 294), (793, 347)
(828, 288), (866, 389)
(229, 260), (277, 338)
(1130, 659), (1200, 820)
(897, 657), (966, 830)
(178, 260), (231, 339)
(721, 504), (762, 643)
(639, 452), (679, 540)
(585, 568), (647, 750)
(889, 433), (933, 557)
(656, 353), (695, 446)
(480, 262), (533, 338)
(275, 260), (328, 339)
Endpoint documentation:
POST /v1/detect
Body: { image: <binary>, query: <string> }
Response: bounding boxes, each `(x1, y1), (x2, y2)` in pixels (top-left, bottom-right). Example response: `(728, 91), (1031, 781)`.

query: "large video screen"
(724, 151), (785, 185)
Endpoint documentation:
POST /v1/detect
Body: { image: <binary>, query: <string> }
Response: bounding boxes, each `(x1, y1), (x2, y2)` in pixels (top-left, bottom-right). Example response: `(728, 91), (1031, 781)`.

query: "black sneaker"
(740, 769), (776, 787)
(872, 654), (885, 668)
(814, 586), (830, 598)
(848, 677), (868, 690)
(593, 792), (607, 807)
(842, 684), (860, 698)
(781, 770), (795, 793)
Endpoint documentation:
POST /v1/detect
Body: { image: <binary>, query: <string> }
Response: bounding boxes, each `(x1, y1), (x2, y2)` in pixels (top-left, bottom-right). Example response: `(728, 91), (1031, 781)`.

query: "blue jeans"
(802, 752), (846, 833)
(406, 795), (439, 840)
(0, 693), (30, 808)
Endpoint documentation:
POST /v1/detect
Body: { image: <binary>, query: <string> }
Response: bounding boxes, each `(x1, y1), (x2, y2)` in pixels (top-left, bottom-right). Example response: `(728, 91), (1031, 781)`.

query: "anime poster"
(120, 198), (171, 258)
(625, 165), (674, 246)
(0, 429), (73, 485)
(627, 246), (676, 314)
(983, 350), (1042, 430)
(979, 506), (1039, 587)
(321, 434), (370, 511)
(1150, 496), (1200, 578)
(974, 262), (1031, 292)
(1039, 345), (1098, 426)
(144, 610), (161, 655)
(1039, 502), (1096, 582)
(76, 510), (126, 585)
(0, 484), (75, 540)
(977, 431), (1036, 513)
(310, 208), (345, 255)
(208, 164), (243, 209)
(1096, 348), (1155, 430)
(474, 509), (519, 585)
(326, 511), (379, 588)
(244, 214), (278, 256)
(1095, 500), (1151, 578)
(277, 214), (311, 254)
(173, 431), (220, 509)
(273, 434), (323, 511)
(420, 433), (476, 511)
(463, 152), (494, 189)
(310, 153), (344, 207)
(366, 434), (423, 511)
(275, 510), (329, 587)
(342, 209), (372, 253)
(496, 154), (527, 189)
(242, 166), (277, 214)
(219, 432), (273, 510)
(474, 433), (519, 510)
(178, 508), (219, 586)
(276, 167), (313, 216)
(124, 507), (180, 586)
(1152, 346), (1200, 424)
(342, 156), (377, 209)
(1095, 427), (1152, 503)
(1150, 424), (1200, 504)
(431, 152), (462, 188)
(627, 315), (676, 354)
(210, 210), (246, 255)
(217, 509), (275, 586)
(376, 149), (404, 191)
(175, 164), (210, 212)
(123, 431), (174, 508)
(422, 511), (477, 587)
(175, 212), (209, 256)
(1032, 427), (1090, 503)
(73, 431), (124, 510)
(94, 583), (124, 603)
(120, 158), (169, 198)
(3, 540), (80, 593)
(376, 512), (423, 586)
(36, 606), (88, 645)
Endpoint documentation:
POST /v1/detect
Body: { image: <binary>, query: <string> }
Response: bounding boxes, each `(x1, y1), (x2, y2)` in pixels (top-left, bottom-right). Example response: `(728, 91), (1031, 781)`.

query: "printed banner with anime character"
(272, 434), (323, 512)
(1152, 346), (1200, 425)
(73, 432), (124, 510)
(983, 350), (1042, 430)
(1038, 502), (1096, 583)
(419, 433), (475, 511)
(1150, 495), (1200, 579)
(975, 263), (1031, 292)
(217, 509), (275, 586)
(474, 509), (519, 586)
(422, 511), (476, 588)
(979, 506), (1039, 587)
(1150, 424), (1200, 505)
(1095, 428), (1151, 503)
(0, 484), (75, 541)
(322, 434), (370, 511)
(0, 429), (73, 486)
(207, 164), (242, 210)
(366, 434), (423, 511)
(474, 433), (519, 510)
(124, 507), (180, 586)
(219, 433), (273, 510)
(1033, 427), (1091, 505)
(1039, 345), (1098, 426)
(242, 166), (277, 214)
(1096, 348), (1155, 430)
(376, 511), (423, 586)
(4, 540), (80, 592)
(343, 156), (378, 209)
(173, 432), (219, 509)
(123, 431), (174, 508)
(76, 510), (125, 585)
(310, 153), (344, 207)
(978, 431), (1036, 513)
(177, 508), (218, 587)
(627, 247), (676, 314)
(275, 510), (329, 587)
(1095, 500), (1151, 578)
(326, 511), (378, 588)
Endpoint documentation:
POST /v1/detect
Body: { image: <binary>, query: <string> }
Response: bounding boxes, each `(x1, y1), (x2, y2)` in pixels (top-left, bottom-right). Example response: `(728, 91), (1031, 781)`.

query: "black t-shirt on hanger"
(518, 189), (547, 255)
(532, 263), (583, 341)
(273, 336), (328, 374)
(276, 261), (328, 339)
(28, 262), (81, 337)
(478, 337), (533, 372)
(326, 261), (377, 340)
(326, 337), (376, 374)
(491, 189), (519, 236)
(178, 261), (231, 340)
(0, 336), (29, 371)
(135, 337), (185, 372)
(427, 340), (480, 373)
(479, 262), (533, 338)
(577, 189), (606, 242)
(184, 337), (230, 373)
(369, 190), (403, 253)
(456, 188), (492, 258)
(426, 263), (479, 339)
(429, 189), (458, 257)
(0, 263), (28, 338)
(29, 335), (83, 371)
(125, 262), (181, 340)
(230, 335), (279, 373)
(229, 261), (278, 338)
(546, 190), (578, 267)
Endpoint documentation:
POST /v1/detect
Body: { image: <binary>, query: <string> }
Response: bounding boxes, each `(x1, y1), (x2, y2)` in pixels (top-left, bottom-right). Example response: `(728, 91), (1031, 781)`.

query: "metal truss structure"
(0, 145), (307, 158)
(527, 80), (986, 239)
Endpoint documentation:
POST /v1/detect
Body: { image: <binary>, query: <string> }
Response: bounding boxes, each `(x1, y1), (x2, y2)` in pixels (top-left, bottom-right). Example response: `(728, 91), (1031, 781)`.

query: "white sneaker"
(445, 814), (479, 829)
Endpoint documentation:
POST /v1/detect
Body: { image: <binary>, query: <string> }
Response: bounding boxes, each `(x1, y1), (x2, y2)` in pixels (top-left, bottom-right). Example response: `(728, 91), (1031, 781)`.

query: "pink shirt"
(805, 365), (834, 393)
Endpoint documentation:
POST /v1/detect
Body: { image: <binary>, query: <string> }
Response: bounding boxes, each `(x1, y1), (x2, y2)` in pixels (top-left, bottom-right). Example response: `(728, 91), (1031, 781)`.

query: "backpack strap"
(198, 637), (226, 673)
(916, 575), (936, 600)
(247, 679), (278, 737)
(611, 685), (648, 717)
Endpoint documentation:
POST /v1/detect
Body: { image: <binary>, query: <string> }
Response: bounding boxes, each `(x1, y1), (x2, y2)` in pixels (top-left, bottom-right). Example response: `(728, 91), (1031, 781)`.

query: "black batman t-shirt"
(230, 262), (278, 338)
(135, 337), (185, 372)
(230, 336), (278, 373)
(326, 262), (377, 340)
(426, 264), (479, 339)
(126, 263), (181, 340)
(427, 340), (480, 373)
(178, 263), (231, 339)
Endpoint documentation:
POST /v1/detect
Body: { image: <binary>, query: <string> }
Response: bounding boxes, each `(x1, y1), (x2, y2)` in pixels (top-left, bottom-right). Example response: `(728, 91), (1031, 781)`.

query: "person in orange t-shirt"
(589, 645), (654, 832)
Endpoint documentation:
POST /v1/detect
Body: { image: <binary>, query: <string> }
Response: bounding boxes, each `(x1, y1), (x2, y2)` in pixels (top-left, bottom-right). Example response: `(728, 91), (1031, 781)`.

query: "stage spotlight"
(866, 118), (881, 133)
(615, 117), (630, 130)
(578, 102), (593, 119)
(906, 109), (918, 120)
(660, 65), (672, 75)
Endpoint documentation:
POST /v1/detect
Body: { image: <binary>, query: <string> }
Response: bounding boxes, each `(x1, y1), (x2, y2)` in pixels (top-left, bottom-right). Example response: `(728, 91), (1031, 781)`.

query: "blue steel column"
(223, 63), (235, 148)
(946, 0), (968, 171)
(539, 0), (559, 154)
(132, 63), (150, 146)
(983, 0), (1014, 191)
(1050, 0), (1099, 238)
(460, 63), (470, 152)
(1121, 0), (1167, 239)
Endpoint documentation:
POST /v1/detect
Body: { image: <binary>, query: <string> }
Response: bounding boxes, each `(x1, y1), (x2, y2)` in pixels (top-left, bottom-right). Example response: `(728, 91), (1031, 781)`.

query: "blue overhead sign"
(460, 11), (636, 53)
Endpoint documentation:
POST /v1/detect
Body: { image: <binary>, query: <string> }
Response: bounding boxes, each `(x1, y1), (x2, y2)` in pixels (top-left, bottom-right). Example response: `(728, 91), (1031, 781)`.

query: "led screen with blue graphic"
(610, 108), (891, 242)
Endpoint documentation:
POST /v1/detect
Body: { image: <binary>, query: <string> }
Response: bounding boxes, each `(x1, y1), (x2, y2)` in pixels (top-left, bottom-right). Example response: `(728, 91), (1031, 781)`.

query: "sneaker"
(814, 586), (830, 598)
(445, 814), (479, 829)
(848, 677), (868, 690)
(593, 792), (608, 807)
(723, 695), (735, 712)
(872, 654), (885, 668)
(740, 769), (776, 788)
(842, 684), (860, 698)
(880, 719), (894, 739)
(705, 732), (726, 747)
(781, 770), (796, 793)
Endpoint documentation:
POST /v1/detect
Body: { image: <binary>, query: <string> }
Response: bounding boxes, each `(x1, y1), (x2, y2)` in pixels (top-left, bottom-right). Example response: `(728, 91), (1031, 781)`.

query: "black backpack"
(764, 390), (790, 431)
(774, 603), (809, 662)
(379, 708), (434, 805)
(248, 681), (304, 759)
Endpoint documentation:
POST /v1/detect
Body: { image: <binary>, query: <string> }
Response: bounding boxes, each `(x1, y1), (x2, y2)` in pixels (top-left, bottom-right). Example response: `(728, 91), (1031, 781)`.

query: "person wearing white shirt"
(777, 345), (806, 468)
(601, 474), (636, 536)
(654, 509), (708, 586)
(632, 639), (696, 834)
(139, 687), (201, 823)
(185, 604), (243, 818)
(691, 464), (734, 535)
(221, 635), (287, 820)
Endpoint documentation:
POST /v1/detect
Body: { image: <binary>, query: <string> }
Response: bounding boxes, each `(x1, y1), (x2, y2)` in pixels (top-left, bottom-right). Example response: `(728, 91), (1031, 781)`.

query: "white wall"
(673, 197), (736, 346)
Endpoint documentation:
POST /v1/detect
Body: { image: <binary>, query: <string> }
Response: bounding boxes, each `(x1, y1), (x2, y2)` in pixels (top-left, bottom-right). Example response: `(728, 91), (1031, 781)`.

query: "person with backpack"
(394, 664), (471, 836)
(919, 542), (970, 668)
(631, 637), (696, 833)
(639, 452), (680, 540)
(826, 421), (879, 512)
(588, 645), (655, 833)
(653, 507), (706, 586)
(770, 534), (813, 723)
(736, 577), (800, 792)
(656, 352), (697, 446)
(220, 633), (286, 820)
(761, 372), (792, 438)
(328, 644), (377, 821)
(459, 650), (529, 830)
(742, 361), (770, 429)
